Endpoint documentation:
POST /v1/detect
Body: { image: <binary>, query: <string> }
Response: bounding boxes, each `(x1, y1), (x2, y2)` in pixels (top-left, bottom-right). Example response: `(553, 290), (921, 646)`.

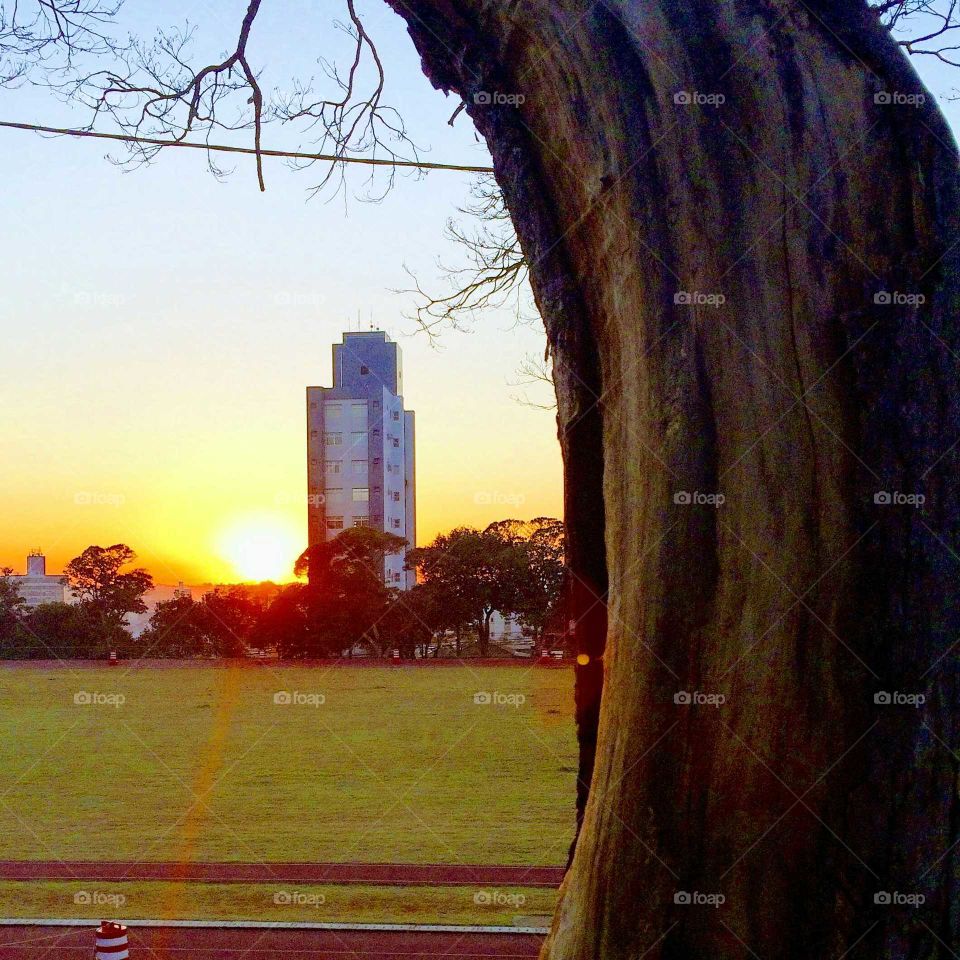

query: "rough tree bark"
(388, 1), (960, 957)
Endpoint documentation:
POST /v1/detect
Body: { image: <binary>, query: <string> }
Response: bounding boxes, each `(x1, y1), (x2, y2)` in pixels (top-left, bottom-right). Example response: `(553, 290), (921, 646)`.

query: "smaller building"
(11, 552), (65, 608)
(173, 581), (192, 600)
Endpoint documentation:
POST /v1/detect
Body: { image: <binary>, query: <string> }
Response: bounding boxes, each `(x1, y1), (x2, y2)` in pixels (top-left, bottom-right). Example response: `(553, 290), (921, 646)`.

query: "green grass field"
(0, 662), (575, 923)
(0, 880), (558, 926)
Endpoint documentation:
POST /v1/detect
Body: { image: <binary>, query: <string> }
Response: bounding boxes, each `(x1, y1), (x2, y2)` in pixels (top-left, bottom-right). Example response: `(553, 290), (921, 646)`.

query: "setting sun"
(216, 515), (303, 583)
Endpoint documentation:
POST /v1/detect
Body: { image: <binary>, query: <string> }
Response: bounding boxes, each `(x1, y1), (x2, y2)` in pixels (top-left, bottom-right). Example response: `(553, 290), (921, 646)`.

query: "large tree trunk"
(388, 1), (960, 956)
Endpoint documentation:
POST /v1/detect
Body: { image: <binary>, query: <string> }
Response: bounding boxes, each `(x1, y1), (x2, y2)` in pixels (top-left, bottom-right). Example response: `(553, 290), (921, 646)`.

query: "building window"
(392, 491), (401, 502)
(393, 572), (401, 583)
(372, 401), (380, 411)
(353, 516), (370, 528)
(326, 462), (342, 474)
(326, 517), (344, 530)
(392, 437), (400, 448)
(352, 459), (367, 473)
(360, 364), (369, 375)
(326, 487), (343, 498)
(351, 431), (368, 446)
(352, 487), (369, 502)
(352, 402), (367, 415)
(392, 518), (401, 529)
(392, 410), (400, 422)
(326, 403), (343, 416)
(325, 433), (343, 445)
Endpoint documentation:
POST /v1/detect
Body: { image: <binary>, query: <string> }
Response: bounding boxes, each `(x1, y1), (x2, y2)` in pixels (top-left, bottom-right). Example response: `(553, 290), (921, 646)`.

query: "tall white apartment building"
(306, 331), (416, 589)
(10, 552), (65, 607)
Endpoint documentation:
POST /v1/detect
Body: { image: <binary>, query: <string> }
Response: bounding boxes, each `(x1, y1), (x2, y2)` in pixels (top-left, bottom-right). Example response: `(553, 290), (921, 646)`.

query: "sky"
(1, 3), (958, 586)
(0, 0), (560, 585)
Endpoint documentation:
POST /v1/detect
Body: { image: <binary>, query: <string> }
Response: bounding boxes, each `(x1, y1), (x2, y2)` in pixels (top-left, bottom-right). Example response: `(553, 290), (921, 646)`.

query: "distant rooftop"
(342, 329), (392, 342)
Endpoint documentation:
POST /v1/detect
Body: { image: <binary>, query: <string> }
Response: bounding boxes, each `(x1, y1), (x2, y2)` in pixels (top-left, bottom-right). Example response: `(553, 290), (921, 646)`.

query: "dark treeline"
(0, 519), (566, 660)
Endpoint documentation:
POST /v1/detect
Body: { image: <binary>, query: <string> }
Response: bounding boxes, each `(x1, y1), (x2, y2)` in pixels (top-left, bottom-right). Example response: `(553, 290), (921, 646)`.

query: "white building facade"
(11, 552), (65, 607)
(307, 331), (416, 588)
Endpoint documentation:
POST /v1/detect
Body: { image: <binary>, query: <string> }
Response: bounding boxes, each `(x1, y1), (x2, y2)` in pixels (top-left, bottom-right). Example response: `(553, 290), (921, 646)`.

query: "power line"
(0, 120), (495, 175)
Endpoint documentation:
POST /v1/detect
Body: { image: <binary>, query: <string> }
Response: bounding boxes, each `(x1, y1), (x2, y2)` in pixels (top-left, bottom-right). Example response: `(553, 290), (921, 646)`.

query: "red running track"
(0, 861), (564, 887)
(0, 924), (544, 958)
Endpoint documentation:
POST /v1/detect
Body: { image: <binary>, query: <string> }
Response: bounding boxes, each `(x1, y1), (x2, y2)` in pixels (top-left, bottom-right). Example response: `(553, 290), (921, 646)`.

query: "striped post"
(108, 652), (118, 667)
(94, 921), (128, 959)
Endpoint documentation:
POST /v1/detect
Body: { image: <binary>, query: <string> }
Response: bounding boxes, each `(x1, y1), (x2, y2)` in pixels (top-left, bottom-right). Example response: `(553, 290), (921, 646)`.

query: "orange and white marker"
(94, 921), (129, 959)
(108, 652), (118, 666)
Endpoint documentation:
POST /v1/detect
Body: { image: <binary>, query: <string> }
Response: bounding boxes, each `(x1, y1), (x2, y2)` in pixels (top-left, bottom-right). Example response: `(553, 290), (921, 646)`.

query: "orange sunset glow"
(1, 318), (561, 584)
(0, 3), (565, 588)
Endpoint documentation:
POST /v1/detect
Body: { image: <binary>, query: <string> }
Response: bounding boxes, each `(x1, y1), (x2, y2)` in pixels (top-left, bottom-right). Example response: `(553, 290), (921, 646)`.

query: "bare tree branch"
(401, 174), (535, 338)
(872, 0), (960, 67)
(508, 351), (556, 411)
(0, 0), (121, 84)
(2, 0), (422, 195)
(270, 0), (418, 200)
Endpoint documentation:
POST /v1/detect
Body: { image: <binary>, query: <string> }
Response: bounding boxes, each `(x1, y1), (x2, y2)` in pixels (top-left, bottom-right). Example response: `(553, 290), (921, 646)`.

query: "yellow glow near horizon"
(0, 4), (572, 587)
(215, 514), (303, 583)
